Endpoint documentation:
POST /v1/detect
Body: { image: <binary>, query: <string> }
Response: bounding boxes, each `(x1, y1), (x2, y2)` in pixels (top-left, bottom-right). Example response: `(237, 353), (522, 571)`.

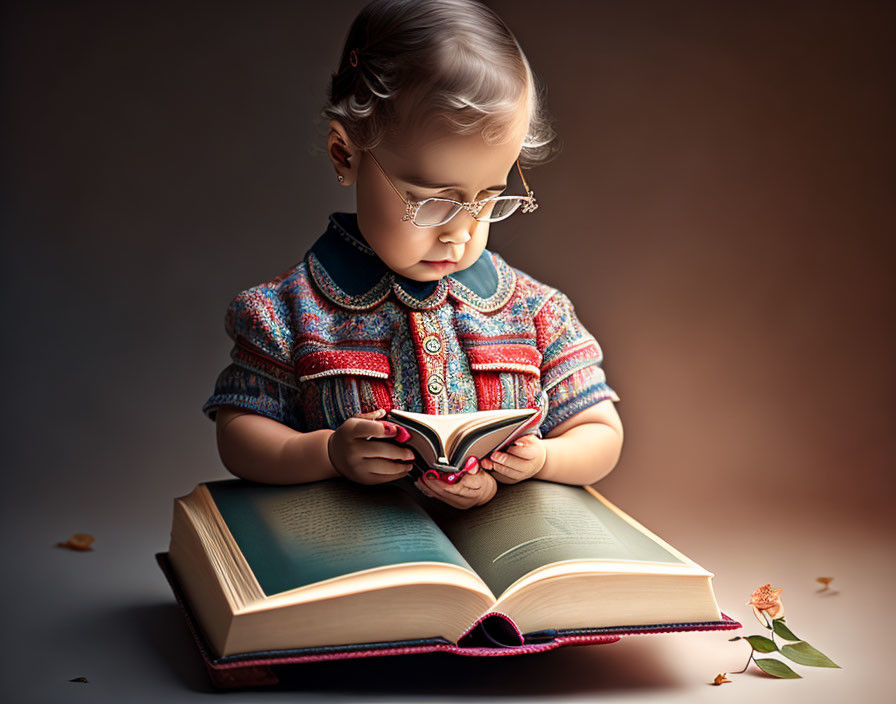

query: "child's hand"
(480, 434), (546, 484)
(328, 409), (415, 485)
(414, 459), (497, 510)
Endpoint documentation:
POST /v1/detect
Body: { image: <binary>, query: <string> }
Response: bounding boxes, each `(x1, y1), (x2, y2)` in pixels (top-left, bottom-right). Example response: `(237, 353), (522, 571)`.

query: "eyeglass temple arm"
(515, 160), (534, 196)
(366, 151), (412, 205)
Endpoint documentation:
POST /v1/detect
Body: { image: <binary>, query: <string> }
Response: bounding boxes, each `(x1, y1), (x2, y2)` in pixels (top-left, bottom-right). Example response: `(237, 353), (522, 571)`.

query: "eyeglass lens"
(414, 197), (524, 227)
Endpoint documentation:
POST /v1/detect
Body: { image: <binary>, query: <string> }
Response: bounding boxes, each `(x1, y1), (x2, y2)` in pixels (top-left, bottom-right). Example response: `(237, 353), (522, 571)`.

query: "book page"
(424, 480), (684, 597)
(206, 480), (475, 597)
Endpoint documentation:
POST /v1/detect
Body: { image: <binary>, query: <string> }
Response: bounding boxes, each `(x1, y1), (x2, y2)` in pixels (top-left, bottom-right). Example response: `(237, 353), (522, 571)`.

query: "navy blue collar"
(305, 212), (515, 312)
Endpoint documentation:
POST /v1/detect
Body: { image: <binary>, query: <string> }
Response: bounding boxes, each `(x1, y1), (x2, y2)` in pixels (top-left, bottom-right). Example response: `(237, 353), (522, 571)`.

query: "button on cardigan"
(202, 212), (619, 435)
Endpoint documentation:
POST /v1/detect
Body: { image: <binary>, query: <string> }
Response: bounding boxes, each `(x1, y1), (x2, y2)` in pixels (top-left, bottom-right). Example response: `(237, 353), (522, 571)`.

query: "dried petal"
(816, 577), (833, 590)
(57, 533), (95, 551)
(712, 673), (731, 685)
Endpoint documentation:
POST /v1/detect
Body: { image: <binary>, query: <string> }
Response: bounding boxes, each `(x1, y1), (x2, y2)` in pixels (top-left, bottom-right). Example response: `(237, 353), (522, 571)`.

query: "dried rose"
(748, 583), (784, 624)
(57, 533), (95, 551)
(712, 673), (731, 685)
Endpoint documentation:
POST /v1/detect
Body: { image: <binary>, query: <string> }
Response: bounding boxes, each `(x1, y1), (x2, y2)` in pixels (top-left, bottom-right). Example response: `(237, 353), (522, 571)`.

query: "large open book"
(164, 477), (736, 673)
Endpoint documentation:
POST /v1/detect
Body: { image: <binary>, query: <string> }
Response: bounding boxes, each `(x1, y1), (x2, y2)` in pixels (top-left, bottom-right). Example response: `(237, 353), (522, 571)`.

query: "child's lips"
(421, 259), (458, 272)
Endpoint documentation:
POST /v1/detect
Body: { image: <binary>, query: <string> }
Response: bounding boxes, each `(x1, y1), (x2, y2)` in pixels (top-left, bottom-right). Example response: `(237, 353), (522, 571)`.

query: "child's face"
(354, 101), (529, 282)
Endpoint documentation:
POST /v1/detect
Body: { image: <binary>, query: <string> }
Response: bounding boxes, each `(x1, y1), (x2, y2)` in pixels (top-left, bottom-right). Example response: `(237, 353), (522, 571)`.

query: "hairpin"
(349, 48), (359, 68)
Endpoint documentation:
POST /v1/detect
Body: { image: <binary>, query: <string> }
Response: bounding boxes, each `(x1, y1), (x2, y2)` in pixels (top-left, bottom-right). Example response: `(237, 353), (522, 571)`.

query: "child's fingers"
(362, 440), (415, 462)
(487, 450), (528, 473)
(420, 479), (477, 509)
(503, 442), (538, 460)
(423, 472), (484, 499)
(349, 416), (401, 440)
(353, 409), (387, 421)
(414, 478), (435, 497)
(492, 471), (517, 484)
(365, 458), (413, 478)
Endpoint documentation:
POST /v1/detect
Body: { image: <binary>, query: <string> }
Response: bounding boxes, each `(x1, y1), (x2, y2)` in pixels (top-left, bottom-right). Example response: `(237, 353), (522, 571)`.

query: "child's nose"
(437, 228), (472, 244)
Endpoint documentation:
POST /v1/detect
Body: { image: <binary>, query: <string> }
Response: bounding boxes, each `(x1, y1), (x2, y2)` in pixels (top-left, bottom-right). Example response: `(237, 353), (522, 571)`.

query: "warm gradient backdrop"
(3, 1), (893, 702)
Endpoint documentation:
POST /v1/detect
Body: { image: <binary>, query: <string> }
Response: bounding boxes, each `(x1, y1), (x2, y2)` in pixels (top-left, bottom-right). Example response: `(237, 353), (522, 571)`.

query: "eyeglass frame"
(364, 149), (538, 228)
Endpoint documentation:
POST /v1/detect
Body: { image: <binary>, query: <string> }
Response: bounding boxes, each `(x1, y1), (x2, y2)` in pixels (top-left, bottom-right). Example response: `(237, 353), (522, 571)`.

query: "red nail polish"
(394, 426), (411, 443)
(463, 456), (478, 472)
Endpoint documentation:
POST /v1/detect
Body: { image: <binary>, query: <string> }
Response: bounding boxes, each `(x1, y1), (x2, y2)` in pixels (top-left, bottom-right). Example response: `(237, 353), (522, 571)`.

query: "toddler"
(203, 0), (623, 509)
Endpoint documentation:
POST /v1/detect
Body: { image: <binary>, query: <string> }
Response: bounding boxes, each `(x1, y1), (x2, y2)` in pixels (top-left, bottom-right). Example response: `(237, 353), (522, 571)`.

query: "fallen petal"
(712, 673), (731, 685)
(57, 533), (95, 551)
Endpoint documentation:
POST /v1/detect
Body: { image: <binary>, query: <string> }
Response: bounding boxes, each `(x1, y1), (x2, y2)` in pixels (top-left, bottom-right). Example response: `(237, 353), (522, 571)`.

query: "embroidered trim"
(542, 358), (607, 393)
(465, 341), (542, 377)
(392, 277), (450, 310)
(234, 335), (294, 373)
(298, 368), (390, 382)
(541, 336), (602, 375)
(229, 355), (300, 390)
(306, 251), (393, 310)
(469, 362), (540, 375)
(529, 286), (559, 320)
(410, 311), (447, 413)
(296, 349), (391, 381)
(448, 253), (516, 312)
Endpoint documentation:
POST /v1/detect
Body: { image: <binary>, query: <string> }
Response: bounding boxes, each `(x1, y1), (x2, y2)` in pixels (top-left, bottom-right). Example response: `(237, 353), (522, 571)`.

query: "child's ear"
(328, 120), (360, 186)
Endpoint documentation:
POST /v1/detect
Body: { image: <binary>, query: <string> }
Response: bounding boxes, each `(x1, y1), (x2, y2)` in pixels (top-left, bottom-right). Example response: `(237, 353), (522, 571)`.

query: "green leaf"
(773, 619), (800, 641)
(780, 641), (840, 668)
(728, 636), (742, 641)
(744, 635), (778, 653)
(754, 658), (802, 678)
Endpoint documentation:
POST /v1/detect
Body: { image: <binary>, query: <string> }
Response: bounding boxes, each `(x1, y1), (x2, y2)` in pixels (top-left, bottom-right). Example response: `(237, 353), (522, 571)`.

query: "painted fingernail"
(380, 421), (397, 436)
(463, 456), (478, 472)
(394, 427), (411, 443)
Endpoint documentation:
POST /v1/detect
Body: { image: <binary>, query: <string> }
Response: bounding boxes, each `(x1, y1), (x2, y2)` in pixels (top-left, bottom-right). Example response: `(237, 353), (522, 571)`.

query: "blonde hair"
(322, 0), (557, 166)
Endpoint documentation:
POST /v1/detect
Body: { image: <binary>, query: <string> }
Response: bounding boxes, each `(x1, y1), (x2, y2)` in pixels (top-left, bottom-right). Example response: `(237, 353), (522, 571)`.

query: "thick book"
(384, 404), (545, 479)
(163, 477), (738, 686)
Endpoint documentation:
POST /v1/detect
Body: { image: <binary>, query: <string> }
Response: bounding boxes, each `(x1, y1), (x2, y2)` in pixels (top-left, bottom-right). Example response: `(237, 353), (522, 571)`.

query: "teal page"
(206, 479), (474, 596)
(423, 480), (684, 597)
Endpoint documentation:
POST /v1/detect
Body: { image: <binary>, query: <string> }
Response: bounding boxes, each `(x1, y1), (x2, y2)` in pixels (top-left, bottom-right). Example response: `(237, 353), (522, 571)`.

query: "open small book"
(385, 403), (544, 476)
(167, 478), (730, 659)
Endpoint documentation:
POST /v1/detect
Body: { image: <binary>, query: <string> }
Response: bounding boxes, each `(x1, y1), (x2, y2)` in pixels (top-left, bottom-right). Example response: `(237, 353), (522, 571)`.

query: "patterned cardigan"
(202, 212), (619, 435)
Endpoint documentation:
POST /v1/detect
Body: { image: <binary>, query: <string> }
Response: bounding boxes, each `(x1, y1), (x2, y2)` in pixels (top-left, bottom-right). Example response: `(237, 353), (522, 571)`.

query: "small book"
(384, 402), (545, 478)
(162, 477), (738, 687)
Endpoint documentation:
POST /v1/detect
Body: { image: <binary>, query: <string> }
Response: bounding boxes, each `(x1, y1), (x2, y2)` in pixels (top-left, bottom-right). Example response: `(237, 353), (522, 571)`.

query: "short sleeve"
(201, 284), (303, 429)
(534, 290), (620, 435)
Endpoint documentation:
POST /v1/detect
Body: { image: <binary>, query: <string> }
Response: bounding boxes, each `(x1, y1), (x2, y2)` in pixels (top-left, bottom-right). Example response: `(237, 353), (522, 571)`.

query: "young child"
(203, 0), (623, 510)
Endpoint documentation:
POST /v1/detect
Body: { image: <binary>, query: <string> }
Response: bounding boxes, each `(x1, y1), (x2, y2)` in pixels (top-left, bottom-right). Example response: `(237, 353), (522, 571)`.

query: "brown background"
(2, 1), (893, 701)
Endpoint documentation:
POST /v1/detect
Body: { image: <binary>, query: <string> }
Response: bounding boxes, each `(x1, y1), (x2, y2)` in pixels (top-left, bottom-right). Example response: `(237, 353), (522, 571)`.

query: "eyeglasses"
(366, 149), (538, 228)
